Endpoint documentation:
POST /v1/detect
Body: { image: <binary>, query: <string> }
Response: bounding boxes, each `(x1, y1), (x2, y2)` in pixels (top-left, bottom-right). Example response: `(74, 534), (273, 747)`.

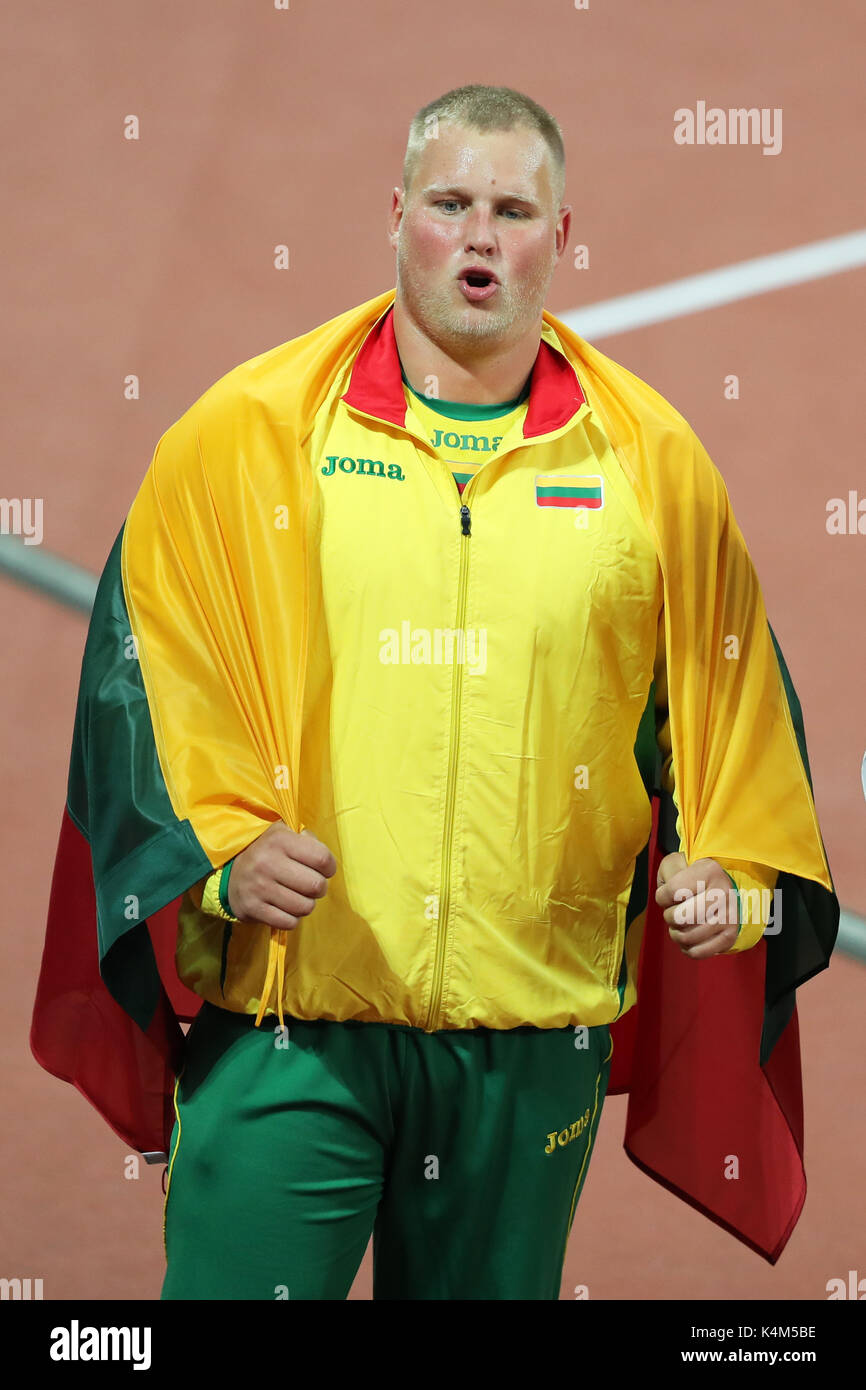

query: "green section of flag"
(536, 484), (601, 500)
(69, 524), (211, 1027)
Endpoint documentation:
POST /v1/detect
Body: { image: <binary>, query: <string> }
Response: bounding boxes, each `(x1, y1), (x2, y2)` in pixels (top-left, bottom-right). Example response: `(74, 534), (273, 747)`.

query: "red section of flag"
(30, 807), (202, 1154)
(536, 495), (603, 509)
(608, 797), (805, 1263)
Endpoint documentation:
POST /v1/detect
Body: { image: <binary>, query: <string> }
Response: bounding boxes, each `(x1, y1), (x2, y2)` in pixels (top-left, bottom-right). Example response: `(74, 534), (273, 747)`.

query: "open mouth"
(458, 270), (500, 302)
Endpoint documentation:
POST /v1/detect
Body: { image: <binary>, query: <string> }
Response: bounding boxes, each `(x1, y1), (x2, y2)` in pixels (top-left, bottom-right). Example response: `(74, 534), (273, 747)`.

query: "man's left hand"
(654, 853), (739, 958)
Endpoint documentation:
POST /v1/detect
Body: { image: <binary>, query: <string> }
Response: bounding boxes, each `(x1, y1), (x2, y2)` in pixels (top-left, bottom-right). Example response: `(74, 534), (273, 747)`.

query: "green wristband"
(722, 870), (742, 938)
(219, 859), (236, 919)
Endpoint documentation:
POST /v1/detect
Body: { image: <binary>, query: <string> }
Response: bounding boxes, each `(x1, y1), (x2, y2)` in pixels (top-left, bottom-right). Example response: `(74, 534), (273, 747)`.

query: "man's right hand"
(227, 822), (337, 930)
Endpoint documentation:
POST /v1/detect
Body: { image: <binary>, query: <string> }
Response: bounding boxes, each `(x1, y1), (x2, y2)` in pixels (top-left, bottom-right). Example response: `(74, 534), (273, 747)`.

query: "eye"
(433, 200), (529, 218)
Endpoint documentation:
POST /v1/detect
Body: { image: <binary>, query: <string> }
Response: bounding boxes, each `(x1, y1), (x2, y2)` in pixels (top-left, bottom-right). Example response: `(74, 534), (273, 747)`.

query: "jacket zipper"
(424, 497), (472, 1031)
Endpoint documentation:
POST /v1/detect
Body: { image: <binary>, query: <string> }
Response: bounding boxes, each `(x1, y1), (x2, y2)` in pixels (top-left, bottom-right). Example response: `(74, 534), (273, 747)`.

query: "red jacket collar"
(341, 304), (586, 438)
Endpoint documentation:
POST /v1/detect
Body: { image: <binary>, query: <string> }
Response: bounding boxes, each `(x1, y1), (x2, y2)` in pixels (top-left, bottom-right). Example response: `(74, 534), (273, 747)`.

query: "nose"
(462, 204), (497, 256)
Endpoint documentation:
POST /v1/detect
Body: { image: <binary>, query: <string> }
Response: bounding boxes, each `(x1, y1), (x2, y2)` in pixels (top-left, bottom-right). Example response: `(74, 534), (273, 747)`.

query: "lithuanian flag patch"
(535, 475), (604, 509)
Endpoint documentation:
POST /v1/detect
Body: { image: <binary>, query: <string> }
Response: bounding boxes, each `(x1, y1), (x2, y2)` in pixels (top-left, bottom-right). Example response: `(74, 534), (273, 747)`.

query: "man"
(31, 85), (837, 1300)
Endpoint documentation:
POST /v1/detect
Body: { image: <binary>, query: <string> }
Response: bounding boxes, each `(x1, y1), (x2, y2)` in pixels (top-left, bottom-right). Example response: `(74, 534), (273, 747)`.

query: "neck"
(391, 294), (541, 405)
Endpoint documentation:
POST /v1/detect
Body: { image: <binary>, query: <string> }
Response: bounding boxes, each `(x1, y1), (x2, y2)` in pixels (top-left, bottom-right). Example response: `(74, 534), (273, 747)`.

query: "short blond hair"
(402, 84), (566, 209)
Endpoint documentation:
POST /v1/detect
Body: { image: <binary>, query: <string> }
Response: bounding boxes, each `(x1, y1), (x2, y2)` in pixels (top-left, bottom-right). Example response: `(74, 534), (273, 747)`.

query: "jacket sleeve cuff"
(200, 861), (238, 920)
(716, 859), (780, 953)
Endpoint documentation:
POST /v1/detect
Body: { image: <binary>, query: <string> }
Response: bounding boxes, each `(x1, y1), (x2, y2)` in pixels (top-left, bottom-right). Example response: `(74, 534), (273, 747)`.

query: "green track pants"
(161, 1001), (613, 1300)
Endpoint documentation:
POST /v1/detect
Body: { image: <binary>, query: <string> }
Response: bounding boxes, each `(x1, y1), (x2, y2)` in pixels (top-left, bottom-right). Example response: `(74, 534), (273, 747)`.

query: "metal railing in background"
(0, 533), (97, 614)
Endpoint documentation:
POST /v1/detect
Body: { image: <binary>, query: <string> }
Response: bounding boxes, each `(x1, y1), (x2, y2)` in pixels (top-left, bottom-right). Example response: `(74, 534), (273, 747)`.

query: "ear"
(387, 188), (405, 250)
(555, 205), (572, 259)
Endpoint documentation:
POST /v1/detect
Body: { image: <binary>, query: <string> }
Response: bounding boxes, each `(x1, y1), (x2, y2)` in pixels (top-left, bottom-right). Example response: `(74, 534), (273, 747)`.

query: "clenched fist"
(227, 822), (337, 930)
(654, 852), (739, 958)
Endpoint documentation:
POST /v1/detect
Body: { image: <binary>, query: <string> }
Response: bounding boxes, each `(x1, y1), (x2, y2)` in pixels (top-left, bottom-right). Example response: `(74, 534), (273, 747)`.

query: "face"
(389, 122), (570, 354)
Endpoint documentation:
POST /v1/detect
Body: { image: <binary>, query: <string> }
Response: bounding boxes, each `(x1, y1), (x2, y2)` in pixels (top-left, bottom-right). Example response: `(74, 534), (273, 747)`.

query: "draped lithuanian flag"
(30, 288), (838, 1261)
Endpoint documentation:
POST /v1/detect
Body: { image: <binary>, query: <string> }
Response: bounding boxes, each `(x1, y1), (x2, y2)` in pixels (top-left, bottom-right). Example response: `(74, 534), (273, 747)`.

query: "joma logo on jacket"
(428, 428), (505, 452)
(321, 455), (405, 480)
